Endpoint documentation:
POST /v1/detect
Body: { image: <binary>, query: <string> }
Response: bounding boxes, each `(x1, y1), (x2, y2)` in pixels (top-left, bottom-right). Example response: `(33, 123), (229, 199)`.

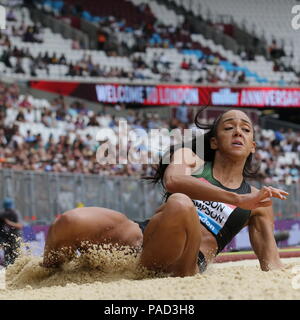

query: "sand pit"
(0, 245), (300, 300)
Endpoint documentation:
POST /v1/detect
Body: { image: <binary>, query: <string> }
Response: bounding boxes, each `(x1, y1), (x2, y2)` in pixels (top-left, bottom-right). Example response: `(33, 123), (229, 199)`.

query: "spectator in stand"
(6, 9), (17, 22)
(180, 58), (189, 70)
(0, 82), (299, 181)
(60, 2), (73, 16)
(14, 57), (25, 74)
(158, 52), (171, 70)
(42, 52), (50, 64)
(237, 71), (246, 84)
(0, 6), (281, 85)
(19, 94), (32, 108)
(151, 52), (159, 72)
(66, 63), (76, 76)
(9, 129), (24, 149)
(246, 47), (255, 61)
(0, 198), (23, 267)
(188, 58), (197, 70)
(10, 26), (19, 37)
(175, 104), (189, 125)
(216, 66), (228, 82)
(87, 114), (100, 127)
(97, 32), (107, 51)
(0, 32), (6, 45)
(274, 128), (285, 145)
(239, 47), (247, 61)
(71, 39), (81, 50)
(24, 48), (32, 60)
(0, 50), (13, 68)
(51, 53), (59, 64)
(269, 39), (285, 61)
(239, 47), (256, 61)
(58, 54), (67, 65)
(0, 34), (11, 47)
(33, 25), (44, 43)
(90, 64), (101, 77)
(86, 55), (94, 74)
(15, 110), (25, 122)
(23, 26), (36, 42)
(0, 129), (7, 147)
(29, 59), (36, 76)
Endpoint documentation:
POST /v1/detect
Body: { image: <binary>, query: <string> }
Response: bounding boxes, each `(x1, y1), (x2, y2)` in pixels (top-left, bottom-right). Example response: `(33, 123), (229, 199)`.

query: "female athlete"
(41, 108), (288, 276)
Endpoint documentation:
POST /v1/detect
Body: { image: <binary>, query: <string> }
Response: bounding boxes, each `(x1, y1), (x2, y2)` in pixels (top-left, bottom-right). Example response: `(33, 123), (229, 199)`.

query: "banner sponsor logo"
(30, 81), (300, 107)
(240, 89), (300, 107)
(212, 88), (239, 106)
(95, 84), (199, 105)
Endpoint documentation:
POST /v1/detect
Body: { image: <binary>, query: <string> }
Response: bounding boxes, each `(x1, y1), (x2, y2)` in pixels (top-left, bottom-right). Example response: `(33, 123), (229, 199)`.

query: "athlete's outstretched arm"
(164, 148), (288, 210)
(248, 198), (283, 271)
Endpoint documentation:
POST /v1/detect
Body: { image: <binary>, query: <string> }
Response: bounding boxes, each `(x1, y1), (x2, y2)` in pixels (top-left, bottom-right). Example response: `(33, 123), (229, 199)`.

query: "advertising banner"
(30, 81), (300, 107)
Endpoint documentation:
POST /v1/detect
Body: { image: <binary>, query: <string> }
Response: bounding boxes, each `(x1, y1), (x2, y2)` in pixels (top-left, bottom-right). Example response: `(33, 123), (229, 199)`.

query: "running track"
(215, 247), (300, 263)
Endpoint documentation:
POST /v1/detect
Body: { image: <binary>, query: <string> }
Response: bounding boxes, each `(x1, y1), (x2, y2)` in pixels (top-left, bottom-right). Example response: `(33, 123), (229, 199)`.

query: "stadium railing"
(0, 169), (299, 224)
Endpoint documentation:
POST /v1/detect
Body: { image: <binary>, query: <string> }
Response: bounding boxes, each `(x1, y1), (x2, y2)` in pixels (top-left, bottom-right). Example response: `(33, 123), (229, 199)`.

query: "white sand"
(0, 246), (300, 300)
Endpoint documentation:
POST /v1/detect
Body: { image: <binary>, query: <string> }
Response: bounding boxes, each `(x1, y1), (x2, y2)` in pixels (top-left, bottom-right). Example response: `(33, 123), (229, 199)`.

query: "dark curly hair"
(145, 107), (259, 193)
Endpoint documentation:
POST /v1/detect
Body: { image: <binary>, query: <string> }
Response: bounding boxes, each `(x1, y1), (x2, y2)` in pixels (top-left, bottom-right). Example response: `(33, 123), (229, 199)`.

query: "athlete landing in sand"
(41, 108), (288, 277)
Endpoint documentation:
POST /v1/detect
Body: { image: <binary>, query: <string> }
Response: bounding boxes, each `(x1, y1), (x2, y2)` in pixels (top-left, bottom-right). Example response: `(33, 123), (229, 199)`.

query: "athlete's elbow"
(164, 175), (179, 193)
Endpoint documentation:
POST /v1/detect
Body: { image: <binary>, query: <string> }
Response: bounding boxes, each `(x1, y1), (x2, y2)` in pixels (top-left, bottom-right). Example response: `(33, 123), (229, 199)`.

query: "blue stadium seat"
(181, 49), (204, 60)
(125, 27), (134, 33)
(93, 16), (101, 23)
(257, 78), (268, 83)
(82, 11), (93, 22)
(52, 1), (64, 11)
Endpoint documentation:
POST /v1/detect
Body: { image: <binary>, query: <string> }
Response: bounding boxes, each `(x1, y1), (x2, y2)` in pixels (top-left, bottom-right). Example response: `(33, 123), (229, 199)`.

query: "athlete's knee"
(53, 210), (78, 228)
(166, 193), (195, 215)
(48, 211), (79, 243)
(161, 193), (197, 226)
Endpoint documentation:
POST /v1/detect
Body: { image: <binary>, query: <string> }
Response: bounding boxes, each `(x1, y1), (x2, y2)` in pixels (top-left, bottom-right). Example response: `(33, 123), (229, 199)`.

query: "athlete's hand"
(237, 186), (289, 210)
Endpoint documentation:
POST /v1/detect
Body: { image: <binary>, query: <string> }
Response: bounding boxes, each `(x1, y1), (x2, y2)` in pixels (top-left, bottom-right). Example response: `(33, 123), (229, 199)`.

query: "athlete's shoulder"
(172, 147), (204, 169)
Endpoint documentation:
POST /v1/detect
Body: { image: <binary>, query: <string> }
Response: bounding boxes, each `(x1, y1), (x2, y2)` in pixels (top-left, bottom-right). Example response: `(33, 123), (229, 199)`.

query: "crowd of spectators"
(266, 39), (295, 74)
(0, 3), (251, 84)
(1, 0), (298, 87)
(56, 1), (195, 52)
(0, 23), (247, 84)
(128, 52), (247, 84)
(254, 127), (300, 185)
(71, 2), (249, 84)
(0, 82), (299, 184)
(52, 0), (297, 80)
(0, 82), (163, 177)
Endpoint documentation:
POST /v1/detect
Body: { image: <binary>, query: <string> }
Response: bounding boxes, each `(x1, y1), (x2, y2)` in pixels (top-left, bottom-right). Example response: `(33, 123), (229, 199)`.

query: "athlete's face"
(210, 110), (256, 159)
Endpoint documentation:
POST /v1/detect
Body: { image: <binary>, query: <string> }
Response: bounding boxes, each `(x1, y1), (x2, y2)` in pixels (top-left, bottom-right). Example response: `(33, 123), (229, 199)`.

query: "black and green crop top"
(191, 162), (252, 253)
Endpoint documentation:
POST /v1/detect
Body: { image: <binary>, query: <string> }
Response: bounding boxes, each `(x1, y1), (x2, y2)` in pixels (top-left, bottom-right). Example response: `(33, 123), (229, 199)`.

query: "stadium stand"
(0, 81), (299, 183)
(1, 1), (299, 85)
(0, 1), (299, 182)
(166, 0), (300, 83)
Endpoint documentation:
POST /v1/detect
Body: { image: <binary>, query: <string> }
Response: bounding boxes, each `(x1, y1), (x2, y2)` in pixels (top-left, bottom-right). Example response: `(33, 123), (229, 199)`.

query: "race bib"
(192, 178), (236, 235)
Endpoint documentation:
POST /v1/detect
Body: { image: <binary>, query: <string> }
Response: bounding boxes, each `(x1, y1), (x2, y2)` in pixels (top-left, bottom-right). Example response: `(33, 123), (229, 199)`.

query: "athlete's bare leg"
(140, 193), (202, 277)
(42, 207), (143, 268)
